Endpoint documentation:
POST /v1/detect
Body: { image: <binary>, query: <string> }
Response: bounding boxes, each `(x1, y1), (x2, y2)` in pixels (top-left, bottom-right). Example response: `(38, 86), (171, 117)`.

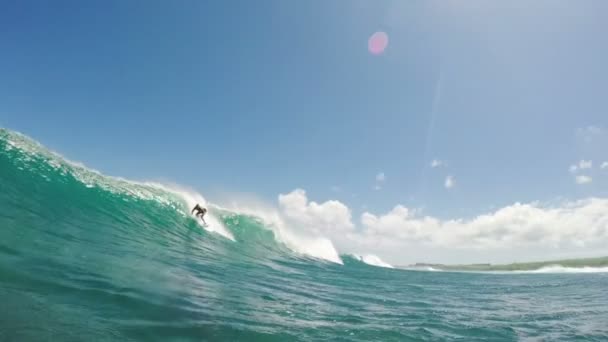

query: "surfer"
(191, 204), (207, 225)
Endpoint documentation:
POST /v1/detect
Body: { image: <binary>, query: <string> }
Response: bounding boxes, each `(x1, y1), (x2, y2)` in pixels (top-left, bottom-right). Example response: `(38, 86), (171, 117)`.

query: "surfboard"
(195, 216), (209, 227)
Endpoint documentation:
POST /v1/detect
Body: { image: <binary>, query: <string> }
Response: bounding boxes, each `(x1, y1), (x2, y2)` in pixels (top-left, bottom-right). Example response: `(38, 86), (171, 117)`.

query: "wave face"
(1, 128), (608, 341)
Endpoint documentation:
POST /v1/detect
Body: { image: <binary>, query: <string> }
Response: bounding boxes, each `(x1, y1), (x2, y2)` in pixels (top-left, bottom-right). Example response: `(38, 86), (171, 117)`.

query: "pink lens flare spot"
(368, 31), (389, 55)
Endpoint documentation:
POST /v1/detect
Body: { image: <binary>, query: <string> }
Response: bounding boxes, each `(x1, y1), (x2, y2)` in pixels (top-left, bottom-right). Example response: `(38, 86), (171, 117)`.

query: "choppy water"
(1, 128), (607, 341)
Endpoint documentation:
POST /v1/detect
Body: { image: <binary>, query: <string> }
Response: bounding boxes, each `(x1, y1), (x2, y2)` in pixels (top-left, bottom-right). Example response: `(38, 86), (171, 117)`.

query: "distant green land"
(406, 256), (608, 271)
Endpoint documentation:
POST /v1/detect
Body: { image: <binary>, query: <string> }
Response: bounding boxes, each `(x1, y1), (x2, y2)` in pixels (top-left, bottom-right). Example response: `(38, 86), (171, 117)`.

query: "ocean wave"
(2, 128), (608, 341)
(0, 128), (346, 263)
(4, 128), (605, 272)
(0, 129), (234, 241)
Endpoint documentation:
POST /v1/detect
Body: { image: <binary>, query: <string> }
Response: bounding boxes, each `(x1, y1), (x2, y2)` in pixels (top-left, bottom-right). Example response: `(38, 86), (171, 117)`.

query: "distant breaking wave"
(515, 265), (608, 274)
(414, 265), (608, 274)
(350, 254), (394, 268)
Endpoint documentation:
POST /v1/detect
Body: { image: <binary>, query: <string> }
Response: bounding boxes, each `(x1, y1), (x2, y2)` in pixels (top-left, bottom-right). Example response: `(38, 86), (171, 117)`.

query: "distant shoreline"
(400, 256), (608, 271)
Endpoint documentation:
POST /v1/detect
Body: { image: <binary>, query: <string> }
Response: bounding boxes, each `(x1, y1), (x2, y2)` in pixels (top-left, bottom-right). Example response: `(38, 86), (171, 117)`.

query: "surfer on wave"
(191, 204), (207, 225)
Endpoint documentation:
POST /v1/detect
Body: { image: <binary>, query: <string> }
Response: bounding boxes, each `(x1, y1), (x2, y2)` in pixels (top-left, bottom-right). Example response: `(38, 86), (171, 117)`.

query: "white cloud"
(278, 189), (354, 236)
(357, 198), (608, 263)
(579, 160), (593, 169)
(575, 175), (592, 184)
(569, 160), (593, 173)
(430, 159), (444, 168)
(444, 175), (455, 189)
(373, 172), (386, 190)
(270, 189), (608, 264)
(601, 162), (608, 169)
(580, 126), (602, 134)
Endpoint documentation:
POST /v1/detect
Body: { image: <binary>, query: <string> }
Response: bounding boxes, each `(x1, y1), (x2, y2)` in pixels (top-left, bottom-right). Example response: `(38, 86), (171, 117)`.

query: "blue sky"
(2, 0), (607, 220)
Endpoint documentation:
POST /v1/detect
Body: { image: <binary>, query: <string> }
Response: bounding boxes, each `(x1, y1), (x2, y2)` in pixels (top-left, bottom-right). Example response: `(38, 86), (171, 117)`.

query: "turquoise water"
(1, 128), (607, 341)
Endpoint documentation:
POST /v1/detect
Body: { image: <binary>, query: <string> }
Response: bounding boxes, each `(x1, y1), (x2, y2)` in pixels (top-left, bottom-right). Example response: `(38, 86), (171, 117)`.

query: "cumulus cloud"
(579, 126), (602, 135)
(271, 189), (608, 264)
(373, 172), (386, 190)
(358, 198), (608, 255)
(278, 189), (354, 236)
(579, 160), (593, 169)
(575, 175), (592, 184)
(430, 159), (444, 168)
(601, 162), (608, 169)
(444, 175), (455, 189)
(570, 160), (593, 173)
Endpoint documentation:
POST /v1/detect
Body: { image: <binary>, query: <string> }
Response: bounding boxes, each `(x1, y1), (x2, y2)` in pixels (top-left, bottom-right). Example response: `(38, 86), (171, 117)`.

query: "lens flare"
(368, 31), (388, 55)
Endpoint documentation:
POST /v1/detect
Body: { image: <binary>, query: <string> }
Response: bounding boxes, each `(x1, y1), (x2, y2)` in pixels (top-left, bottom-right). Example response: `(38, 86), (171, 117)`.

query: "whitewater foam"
(434, 265), (608, 274)
(405, 266), (442, 272)
(516, 265), (608, 274)
(145, 183), (234, 241)
(214, 201), (343, 264)
(352, 254), (394, 268)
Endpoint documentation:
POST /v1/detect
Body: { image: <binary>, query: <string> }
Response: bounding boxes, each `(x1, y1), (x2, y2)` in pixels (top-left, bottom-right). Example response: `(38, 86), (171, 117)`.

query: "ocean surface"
(1, 128), (607, 341)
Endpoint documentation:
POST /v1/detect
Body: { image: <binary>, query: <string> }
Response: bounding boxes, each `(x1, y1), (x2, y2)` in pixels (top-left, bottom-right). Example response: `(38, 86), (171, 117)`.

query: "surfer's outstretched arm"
(191, 204), (200, 215)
